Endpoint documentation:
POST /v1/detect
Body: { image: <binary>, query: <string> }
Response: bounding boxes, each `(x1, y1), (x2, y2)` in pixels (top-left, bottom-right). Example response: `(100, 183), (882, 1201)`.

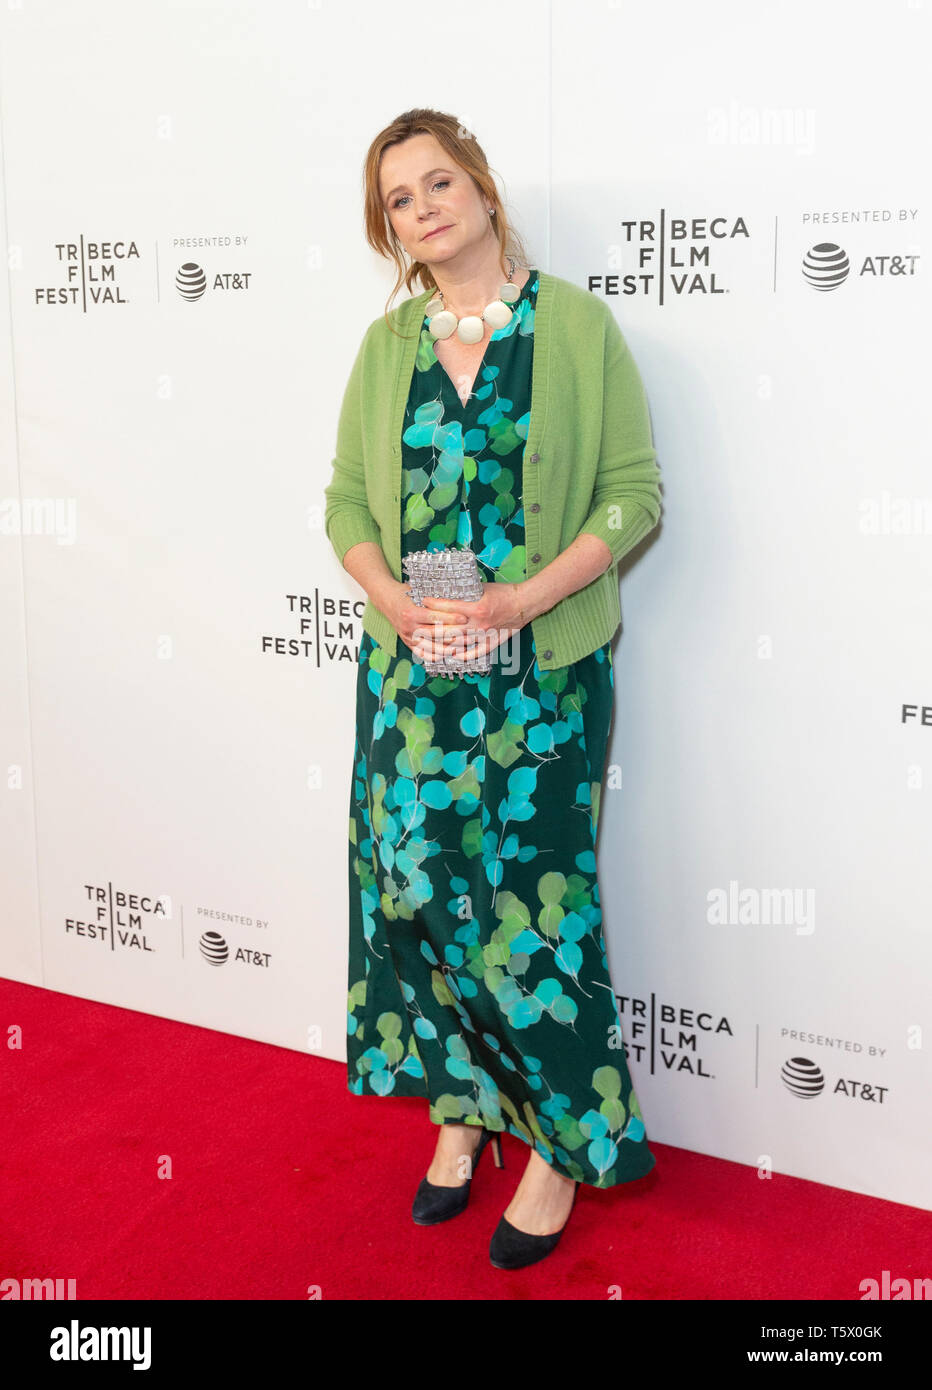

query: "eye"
(391, 179), (450, 210)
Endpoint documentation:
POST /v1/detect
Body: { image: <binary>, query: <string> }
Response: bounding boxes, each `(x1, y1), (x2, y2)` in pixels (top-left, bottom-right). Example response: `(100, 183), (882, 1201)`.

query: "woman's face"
(379, 132), (491, 267)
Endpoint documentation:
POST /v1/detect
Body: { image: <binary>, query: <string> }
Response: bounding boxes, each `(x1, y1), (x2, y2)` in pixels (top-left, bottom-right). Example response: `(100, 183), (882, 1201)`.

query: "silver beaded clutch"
(401, 545), (491, 678)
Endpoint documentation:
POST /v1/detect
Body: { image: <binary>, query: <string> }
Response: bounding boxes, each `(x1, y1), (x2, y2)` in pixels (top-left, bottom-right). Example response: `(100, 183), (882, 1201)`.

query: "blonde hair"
(362, 108), (533, 337)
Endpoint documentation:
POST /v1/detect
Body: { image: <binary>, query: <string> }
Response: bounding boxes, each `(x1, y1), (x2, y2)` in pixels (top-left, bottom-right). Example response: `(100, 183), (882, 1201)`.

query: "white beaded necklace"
(424, 255), (521, 344)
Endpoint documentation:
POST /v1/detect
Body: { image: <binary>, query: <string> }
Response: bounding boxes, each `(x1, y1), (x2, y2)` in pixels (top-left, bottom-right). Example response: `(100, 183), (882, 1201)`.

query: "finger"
(420, 598), (469, 620)
(413, 633), (448, 662)
(461, 632), (497, 662)
(415, 623), (465, 640)
(411, 626), (455, 650)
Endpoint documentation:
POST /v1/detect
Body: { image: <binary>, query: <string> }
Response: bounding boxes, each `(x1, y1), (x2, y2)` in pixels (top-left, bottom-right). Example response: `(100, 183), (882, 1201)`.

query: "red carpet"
(1, 977), (928, 1300)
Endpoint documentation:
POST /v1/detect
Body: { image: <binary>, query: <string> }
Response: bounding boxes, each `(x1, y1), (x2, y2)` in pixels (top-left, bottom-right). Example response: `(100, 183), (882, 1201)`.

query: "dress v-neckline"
(428, 269), (535, 410)
(432, 333), (493, 410)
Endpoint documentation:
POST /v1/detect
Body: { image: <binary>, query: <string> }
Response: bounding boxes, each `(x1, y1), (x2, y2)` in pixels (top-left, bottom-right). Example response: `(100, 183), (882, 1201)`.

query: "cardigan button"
(529, 502), (540, 513)
(529, 453), (539, 462)
(531, 552), (541, 564)
(542, 649), (552, 660)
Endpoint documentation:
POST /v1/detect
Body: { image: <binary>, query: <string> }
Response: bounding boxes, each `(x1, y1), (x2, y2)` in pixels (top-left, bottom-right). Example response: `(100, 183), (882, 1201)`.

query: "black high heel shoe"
(489, 1178), (579, 1269)
(412, 1126), (506, 1226)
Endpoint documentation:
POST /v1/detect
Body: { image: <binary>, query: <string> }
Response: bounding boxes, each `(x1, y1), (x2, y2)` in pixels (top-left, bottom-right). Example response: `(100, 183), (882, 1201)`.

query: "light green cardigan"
(323, 269), (662, 671)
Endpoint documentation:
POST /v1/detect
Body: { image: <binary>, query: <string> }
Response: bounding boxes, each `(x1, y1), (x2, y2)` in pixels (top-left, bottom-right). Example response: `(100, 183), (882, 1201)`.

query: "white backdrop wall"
(1, 0), (929, 1211)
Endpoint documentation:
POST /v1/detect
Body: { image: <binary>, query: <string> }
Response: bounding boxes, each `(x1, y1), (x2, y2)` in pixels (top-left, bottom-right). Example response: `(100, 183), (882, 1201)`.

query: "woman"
(324, 109), (663, 1271)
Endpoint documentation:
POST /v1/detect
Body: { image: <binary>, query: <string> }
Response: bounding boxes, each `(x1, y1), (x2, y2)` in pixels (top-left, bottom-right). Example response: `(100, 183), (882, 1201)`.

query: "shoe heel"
(412, 1126), (502, 1227)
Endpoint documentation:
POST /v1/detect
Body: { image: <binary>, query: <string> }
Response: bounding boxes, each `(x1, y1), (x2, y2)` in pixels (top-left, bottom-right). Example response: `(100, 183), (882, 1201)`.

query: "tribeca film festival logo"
(589, 206), (918, 301)
(32, 238), (140, 311)
(66, 887), (272, 965)
(593, 213), (751, 301)
(24, 235), (251, 311)
(613, 994), (733, 1078)
(264, 593), (365, 666)
(265, 589), (528, 671)
(66, 883), (171, 952)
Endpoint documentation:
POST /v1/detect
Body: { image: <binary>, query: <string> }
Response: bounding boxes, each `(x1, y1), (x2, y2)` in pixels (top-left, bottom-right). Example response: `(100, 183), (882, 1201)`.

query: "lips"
(423, 225), (452, 240)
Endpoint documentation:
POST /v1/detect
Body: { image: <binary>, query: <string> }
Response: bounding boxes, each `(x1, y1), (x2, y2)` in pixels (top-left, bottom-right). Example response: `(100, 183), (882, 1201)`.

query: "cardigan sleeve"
(575, 308), (662, 565)
(323, 322), (383, 565)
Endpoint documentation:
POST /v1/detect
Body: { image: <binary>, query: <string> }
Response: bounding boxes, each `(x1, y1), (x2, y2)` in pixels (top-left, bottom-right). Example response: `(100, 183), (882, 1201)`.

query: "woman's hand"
(396, 580), (529, 667)
(381, 579), (467, 656)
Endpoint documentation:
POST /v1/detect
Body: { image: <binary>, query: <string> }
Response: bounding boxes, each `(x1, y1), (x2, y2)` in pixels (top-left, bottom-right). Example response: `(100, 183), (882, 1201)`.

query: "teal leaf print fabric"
(344, 270), (657, 1188)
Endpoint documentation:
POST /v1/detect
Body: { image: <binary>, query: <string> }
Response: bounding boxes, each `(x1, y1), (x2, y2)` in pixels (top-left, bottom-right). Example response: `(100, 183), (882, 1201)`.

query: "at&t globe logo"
(802, 242), (850, 291)
(781, 1056), (826, 1098)
(176, 262), (208, 301)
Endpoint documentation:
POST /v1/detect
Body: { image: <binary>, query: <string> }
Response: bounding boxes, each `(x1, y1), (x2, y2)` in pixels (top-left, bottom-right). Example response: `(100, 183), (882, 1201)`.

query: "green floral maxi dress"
(345, 270), (657, 1189)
